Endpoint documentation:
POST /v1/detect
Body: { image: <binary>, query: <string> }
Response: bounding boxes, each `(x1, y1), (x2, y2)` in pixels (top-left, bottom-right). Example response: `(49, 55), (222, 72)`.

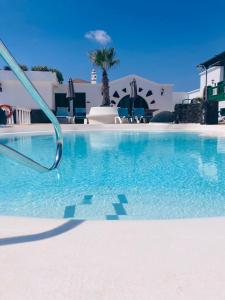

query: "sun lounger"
(115, 108), (131, 124)
(56, 107), (74, 124)
(133, 108), (145, 123)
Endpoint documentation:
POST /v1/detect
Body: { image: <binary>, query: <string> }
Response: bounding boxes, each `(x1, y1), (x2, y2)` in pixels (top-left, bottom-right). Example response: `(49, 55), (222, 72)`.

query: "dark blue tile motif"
(106, 215), (119, 220)
(113, 203), (127, 215)
(118, 194), (128, 204)
(81, 195), (93, 205)
(64, 205), (76, 218)
(106, 194), (128, 220)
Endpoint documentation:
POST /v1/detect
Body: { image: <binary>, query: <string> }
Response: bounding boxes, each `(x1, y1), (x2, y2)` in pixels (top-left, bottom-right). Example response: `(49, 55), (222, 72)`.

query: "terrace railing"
(14, 107), (31, 125)
(0, 40), (63, 172)
(207, 81), (225, 101)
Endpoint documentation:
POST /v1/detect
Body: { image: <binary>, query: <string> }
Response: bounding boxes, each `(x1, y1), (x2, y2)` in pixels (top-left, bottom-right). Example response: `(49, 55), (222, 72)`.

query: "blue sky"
(0, 0), (225, 91)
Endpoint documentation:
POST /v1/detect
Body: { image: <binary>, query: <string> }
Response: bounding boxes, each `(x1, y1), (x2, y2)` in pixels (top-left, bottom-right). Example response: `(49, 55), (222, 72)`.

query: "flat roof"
(0, 70), (58, 82)
(72, 78), (90, 83)
(198, 51), (225, 69)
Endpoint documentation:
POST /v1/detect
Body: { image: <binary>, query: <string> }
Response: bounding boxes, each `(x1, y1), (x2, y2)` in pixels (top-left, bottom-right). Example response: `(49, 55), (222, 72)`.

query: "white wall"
(200, 66), (224, 94)
(109, 75), (174, 112)
(173, 92), (189, 105)
(54, 83), (101, 113)
(0, 71), (58, 110)
(55, 75), (175, 113)
(188, 89), (201, 99)
(73, 83), (101, 112)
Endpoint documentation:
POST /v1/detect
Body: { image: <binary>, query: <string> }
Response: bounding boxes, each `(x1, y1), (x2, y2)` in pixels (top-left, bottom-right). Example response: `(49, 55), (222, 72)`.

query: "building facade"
(0, 70), (58, 110)
(188, 66), (225, 108)
(0, 70), (188, 122)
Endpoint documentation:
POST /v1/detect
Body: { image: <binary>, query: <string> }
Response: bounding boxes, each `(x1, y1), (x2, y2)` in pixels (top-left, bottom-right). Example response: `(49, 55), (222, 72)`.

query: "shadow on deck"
(0, 219), (84, 247)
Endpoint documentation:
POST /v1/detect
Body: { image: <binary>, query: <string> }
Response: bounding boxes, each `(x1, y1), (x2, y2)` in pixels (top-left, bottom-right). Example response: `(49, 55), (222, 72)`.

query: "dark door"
(55, 93), (68, 109)
(73, 93), (86, 108)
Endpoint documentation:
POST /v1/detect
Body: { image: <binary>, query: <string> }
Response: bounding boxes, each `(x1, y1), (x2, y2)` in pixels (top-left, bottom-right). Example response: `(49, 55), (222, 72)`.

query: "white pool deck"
(1, 122), (225, 136)
(1, 123), (225, 300)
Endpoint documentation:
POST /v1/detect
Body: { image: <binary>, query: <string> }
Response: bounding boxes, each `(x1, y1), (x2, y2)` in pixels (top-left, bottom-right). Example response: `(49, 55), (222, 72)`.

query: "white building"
(188, 66), (224, 99)
(188, 66), (225, 109)
(0, 70), (185, 122)
(0, 70), (58, 110)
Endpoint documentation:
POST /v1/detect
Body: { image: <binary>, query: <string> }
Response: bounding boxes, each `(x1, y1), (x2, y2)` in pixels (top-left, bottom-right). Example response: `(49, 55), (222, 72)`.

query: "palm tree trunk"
(101, 69), (110, 106)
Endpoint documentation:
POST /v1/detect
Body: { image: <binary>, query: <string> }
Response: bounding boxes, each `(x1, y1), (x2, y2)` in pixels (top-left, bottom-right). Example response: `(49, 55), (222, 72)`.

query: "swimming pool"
(1, 131), (225, 220)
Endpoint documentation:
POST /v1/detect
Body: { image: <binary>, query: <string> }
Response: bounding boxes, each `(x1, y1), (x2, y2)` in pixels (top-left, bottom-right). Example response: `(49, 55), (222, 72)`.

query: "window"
(122, 88), (127, 93)
(113, 91), (120, 98)
(139, 88), (143, 92)
(146, 90), (153, 97)
(55, 93), (68, 108)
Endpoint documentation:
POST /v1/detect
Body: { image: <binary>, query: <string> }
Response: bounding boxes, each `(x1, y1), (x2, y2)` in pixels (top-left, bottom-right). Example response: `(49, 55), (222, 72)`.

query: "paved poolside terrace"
(1, 122), (225, 136)
(1, 123), (225, 300)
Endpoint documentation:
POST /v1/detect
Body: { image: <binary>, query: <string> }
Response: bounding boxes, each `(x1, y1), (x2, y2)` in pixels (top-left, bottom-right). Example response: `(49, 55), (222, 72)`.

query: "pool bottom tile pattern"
(64, 205), (76, 218)
(64, 194), (128, 220)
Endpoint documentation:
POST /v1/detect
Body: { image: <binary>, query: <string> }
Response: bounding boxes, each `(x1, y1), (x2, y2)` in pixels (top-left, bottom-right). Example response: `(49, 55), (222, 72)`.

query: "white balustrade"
(6, 115), (14, 125)
(13, 107), (31, 125)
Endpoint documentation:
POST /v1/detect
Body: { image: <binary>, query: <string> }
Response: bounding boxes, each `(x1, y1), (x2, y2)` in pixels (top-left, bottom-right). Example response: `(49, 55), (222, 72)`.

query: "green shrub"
(4, 66), (11, 70)
(31, 65), (64, 83)
(19, 64), (28, 71)
(4, 64), (28, 71)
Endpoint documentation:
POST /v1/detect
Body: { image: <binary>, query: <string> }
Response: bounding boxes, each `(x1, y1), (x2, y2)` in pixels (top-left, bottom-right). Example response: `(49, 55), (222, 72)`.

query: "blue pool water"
(1, 131), (225, 220)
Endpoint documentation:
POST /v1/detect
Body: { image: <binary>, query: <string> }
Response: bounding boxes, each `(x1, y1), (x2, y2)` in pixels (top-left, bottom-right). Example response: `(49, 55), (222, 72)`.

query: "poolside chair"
(56, 107), (74, 124)
(74, 108), (87, 124)
(133, 108), (145, 123)
(115, 108), (131, 124)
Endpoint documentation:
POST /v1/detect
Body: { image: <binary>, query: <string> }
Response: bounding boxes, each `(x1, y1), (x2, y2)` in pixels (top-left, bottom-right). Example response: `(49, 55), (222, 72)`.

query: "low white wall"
(188, 89), (201, 99)
(173, 92), (189, 105)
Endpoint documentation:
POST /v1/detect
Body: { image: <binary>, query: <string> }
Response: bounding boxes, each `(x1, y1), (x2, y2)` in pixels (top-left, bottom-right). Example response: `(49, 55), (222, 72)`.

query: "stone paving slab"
(0, 216), (225, 299)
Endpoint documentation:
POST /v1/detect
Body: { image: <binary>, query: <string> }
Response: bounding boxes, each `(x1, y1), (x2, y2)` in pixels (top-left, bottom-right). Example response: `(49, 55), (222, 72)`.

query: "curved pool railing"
(0, 40), (63, 172)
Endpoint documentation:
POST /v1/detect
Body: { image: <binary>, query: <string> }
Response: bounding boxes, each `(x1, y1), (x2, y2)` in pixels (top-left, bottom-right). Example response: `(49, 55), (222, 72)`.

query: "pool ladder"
(0, 40), (63, 172)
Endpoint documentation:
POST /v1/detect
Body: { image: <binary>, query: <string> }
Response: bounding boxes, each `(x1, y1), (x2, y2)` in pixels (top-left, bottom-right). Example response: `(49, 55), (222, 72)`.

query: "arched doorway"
(117, 95), (148, 114)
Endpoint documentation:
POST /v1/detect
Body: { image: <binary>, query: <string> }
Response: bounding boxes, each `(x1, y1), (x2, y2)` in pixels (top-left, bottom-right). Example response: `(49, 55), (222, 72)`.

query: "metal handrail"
(0, 40), (63, 172)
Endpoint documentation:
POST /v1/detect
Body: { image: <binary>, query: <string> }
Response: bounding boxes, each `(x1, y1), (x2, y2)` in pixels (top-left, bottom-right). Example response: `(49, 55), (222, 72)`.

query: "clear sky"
(0, 0), (225, 91)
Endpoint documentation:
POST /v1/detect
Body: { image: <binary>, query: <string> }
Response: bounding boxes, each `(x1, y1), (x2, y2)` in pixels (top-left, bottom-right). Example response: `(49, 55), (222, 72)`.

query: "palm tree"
(89, 48), (119, 106)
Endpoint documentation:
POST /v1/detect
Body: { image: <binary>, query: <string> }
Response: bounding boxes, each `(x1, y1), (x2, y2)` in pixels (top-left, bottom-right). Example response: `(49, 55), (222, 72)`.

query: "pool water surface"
(1, 131), (225, 220)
